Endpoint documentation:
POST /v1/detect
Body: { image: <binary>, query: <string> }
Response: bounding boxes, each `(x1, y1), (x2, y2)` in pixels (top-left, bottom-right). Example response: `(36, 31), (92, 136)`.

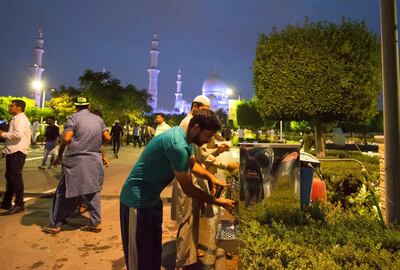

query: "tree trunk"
(314, 119), (325, 158)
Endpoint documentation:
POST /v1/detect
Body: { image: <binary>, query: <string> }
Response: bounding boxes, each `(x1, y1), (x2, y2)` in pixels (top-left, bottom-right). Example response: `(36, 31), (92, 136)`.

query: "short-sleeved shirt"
(63, 109), (106, 157)
(45, 125), (60, 142)
(120, 126), (194, 208)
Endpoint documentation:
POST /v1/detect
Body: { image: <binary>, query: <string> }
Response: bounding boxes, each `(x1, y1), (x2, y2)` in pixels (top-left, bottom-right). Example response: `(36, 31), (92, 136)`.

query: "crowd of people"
(0, 95), (240, 270)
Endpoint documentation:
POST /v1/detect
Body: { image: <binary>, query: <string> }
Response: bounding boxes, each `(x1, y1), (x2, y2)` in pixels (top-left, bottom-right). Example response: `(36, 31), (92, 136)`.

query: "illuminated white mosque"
(147, 33), (230, 114)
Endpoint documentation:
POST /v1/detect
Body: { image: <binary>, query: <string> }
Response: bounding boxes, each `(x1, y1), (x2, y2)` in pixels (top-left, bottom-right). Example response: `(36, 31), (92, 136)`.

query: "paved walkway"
(0, 147), (239, 270)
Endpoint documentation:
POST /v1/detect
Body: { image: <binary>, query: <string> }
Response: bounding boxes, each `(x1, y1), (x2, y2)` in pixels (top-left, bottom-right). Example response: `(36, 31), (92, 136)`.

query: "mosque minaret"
(174, 69), (184, 113)
(31, 29), (45, 107)
(147, 32), (160, 111)
(145, 32), (231, 113)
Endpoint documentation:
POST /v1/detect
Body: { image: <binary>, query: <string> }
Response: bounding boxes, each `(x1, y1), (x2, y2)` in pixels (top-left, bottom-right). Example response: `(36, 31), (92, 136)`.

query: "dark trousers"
(126, 134), (132, 145)
(2, 151), (26, 206)
(49, 170), (101, 228)
(120, 200), (162, 270)
(112, 138), (121, 154)
(133, 136), (141, 148)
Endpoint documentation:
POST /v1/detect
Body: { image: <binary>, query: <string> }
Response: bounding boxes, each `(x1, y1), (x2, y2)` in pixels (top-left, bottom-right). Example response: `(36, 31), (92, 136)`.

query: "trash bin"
(299, 152), (321, 205)
(300, 166), (313, 205)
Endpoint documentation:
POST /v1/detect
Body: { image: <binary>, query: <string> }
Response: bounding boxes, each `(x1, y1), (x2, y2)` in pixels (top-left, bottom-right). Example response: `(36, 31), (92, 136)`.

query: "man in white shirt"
(0, 100), (31, 215)
(154, 113), (171, 137)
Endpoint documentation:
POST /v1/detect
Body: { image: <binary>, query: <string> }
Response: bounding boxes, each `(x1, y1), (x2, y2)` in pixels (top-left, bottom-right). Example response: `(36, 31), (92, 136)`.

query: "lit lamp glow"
(31, 80), (43, 91)
(227, 88), (240, 100)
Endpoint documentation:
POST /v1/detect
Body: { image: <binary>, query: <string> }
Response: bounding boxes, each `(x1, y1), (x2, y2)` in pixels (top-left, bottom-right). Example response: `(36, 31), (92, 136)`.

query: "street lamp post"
(39, 88), (55, 124)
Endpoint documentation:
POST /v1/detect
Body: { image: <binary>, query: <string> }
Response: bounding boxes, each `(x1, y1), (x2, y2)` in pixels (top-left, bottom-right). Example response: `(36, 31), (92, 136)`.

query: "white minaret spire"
(174, 69), (183, 113)
(147, 32), (160, 111)
(31, 29), (45, 107)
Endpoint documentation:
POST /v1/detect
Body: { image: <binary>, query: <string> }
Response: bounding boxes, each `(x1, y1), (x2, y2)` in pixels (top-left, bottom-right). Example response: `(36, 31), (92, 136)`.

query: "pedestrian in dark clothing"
(110, 120), (123, 159)
(39, 116), (59, 169)
(0, 100), (31, 215)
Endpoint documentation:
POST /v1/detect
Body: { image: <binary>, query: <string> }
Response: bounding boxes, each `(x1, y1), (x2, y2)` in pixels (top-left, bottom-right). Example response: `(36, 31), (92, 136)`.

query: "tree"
(216, 108), (228, 126)
(79, 70), (151, 125)
(237, 100), (265, 129)
(0, 96), (51, 122)
(289, 120), (310, 132)
(254, 18), (381, 157)
(46, 94), (76, 123)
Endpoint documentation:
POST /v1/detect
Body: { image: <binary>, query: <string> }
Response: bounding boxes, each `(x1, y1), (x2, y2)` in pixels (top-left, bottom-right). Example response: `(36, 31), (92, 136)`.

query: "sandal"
(80, 225), (102, 233)
(41, 226), (61, 234)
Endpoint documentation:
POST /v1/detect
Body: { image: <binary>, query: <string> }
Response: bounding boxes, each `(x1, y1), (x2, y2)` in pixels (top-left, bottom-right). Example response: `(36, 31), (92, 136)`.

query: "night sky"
(0, 1), (384, 109)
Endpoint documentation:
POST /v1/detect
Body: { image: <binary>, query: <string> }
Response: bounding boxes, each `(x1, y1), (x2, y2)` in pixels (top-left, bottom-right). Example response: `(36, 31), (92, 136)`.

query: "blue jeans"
(41, 141), (56, 166)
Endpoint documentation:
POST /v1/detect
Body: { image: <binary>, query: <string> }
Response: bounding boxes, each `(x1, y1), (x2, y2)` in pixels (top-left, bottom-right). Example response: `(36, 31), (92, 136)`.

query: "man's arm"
(103, 130), (111, 143)
(53, 130), (74, 167)
(190, 158), (228, 187)
(101, 144), (108, 167)
(0, 118), (23, 140)
(175, 171), (235, 210)
(198, 146), (238, 171)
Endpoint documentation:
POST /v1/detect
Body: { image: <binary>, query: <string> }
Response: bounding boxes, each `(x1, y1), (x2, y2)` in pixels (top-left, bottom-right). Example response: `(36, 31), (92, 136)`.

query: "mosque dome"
(202, 72), (229, 97)
(201, 71), (229, 111)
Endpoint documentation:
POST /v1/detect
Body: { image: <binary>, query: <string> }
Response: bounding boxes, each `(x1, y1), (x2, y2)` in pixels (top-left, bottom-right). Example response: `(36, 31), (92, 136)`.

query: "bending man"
(119, 109), (236, 270)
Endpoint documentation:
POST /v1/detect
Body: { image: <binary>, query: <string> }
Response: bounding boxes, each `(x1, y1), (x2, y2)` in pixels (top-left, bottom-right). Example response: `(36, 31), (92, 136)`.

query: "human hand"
(226, 162), (239, 172)
(217, 198), (237, 211)
(102, 156), (109, 167)
(217, 143), (230, 153)
(212, 177), (228, 187)
(210, 184), (217, 196)
(53, 156), (62, 168)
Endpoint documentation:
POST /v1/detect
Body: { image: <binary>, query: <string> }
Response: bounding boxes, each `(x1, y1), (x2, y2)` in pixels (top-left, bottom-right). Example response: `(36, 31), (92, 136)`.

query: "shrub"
(319, 150), (380, 214)
(239, 204), (400, 269)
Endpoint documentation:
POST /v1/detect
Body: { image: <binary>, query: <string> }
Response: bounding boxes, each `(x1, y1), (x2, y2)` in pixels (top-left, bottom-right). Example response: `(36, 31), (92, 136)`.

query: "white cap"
(192, 95), (210, 107)
(115, 119), (120, 123)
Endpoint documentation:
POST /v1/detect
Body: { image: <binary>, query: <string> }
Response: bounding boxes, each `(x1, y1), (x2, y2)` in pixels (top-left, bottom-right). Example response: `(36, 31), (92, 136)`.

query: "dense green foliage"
(79, 70), (151, 125)
(46, 93), (76, 123)
(341, 111), (384, 134)
(237, 100), (263, 128)
(45, 70), (151, 125)
(253, 18), (381, 156)
(237, 99), (275, 129)
(238, 150), (396, 269)
(253, 18), (380, 122)
(0, 96), (52, 121)
(240, 204), (400, 269)
(319, 150), (380, 213)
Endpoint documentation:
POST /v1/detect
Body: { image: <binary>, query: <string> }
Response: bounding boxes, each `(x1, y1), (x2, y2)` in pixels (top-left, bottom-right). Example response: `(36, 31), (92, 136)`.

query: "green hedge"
(239, 204), (400, 269)
(238, 150), (397, 269)
(319, 150), (380, 212)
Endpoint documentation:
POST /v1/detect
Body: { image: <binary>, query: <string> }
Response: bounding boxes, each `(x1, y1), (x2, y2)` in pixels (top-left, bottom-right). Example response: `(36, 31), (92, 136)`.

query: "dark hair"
(47, 116), (55, 121)
(190, 102), (203, 110)
(155, 113), (165, 118)
(188, 109), (221, 132)
(11, 100), (26, 112)
(76, 104), (89, 110)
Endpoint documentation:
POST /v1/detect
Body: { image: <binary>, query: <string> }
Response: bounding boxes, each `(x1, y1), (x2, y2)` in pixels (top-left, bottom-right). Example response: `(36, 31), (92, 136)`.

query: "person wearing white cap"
(172, 94), (236, 269)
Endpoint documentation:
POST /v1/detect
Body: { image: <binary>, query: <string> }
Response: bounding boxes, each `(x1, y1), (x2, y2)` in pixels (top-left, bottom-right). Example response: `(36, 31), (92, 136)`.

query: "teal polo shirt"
(120, 126), (194, 208)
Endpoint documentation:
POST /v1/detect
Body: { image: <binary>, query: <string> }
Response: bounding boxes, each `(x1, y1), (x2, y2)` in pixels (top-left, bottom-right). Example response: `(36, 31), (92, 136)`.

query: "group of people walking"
(0, 94), (238, 270)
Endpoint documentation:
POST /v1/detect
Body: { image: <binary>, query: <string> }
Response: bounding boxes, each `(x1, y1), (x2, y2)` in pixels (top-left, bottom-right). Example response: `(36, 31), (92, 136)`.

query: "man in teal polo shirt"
(120, 109), (235, 270)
